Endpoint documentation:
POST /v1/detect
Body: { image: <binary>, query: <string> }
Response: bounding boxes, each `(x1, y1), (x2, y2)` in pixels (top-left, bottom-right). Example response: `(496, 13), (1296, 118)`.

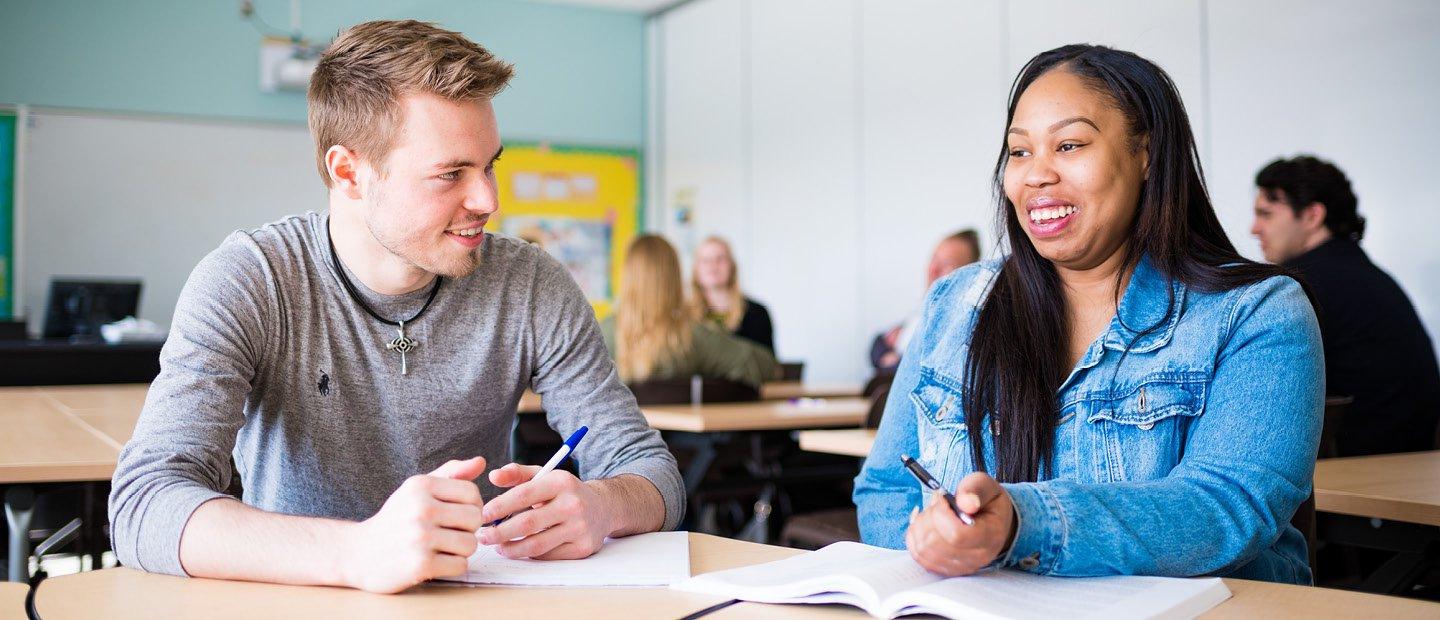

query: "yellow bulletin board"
(493, 143), (641, 319)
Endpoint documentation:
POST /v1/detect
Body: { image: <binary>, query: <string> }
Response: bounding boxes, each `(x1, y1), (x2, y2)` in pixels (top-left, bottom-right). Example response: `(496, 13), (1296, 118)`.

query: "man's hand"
(477, 463), (614, 560)
(341, 456), (488, 593)
(905, 472), (1016, 576)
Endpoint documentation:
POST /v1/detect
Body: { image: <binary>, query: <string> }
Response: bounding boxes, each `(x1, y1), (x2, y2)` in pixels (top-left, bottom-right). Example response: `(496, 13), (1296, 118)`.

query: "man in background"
(1252, 155), (1440, 455)
(870, 229), (980, 371)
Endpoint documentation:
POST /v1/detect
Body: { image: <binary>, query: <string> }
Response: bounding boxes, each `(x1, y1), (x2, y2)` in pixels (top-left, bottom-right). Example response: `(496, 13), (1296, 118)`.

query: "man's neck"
(1299, 227), (1334, 256)
(328, 201), (436, 296)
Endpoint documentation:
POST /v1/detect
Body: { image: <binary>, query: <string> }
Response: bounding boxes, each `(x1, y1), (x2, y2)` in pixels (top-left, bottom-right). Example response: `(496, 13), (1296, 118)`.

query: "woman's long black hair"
(963, 44), (1298, 483)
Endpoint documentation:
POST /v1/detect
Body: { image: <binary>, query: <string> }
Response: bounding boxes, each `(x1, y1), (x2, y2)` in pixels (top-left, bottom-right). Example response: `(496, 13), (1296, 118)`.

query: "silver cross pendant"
(386, 320), (419, 375)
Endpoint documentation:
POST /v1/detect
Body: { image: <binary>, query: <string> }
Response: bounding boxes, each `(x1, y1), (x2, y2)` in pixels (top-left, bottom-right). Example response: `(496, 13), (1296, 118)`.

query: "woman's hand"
(905, 472), (1017, 576)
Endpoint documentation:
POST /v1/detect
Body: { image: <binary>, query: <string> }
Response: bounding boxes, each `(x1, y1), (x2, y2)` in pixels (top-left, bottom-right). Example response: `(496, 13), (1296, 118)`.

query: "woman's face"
(1003, 69), (1148, 272)
(694, 240), (734, 289)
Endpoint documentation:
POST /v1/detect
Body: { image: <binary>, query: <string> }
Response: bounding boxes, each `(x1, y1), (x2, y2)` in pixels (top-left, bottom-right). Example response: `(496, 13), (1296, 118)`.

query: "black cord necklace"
(327, 231), (442, 375)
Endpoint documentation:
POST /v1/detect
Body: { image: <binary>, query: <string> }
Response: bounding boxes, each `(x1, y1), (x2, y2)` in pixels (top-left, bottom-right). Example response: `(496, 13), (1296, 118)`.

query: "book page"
(436, 530), (690, 587)
(674, 542), (941, 609)
(896, 571), (1230, 620)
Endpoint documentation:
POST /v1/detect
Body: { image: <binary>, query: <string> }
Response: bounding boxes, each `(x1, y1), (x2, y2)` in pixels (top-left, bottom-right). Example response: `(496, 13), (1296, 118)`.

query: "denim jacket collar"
(1099, 254), (1187, 355)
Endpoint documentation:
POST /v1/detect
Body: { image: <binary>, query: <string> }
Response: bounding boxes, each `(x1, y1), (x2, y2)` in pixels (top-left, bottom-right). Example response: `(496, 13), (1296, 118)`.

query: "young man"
(1252, 155), (1440, 456)
(109, 20), (683, 594)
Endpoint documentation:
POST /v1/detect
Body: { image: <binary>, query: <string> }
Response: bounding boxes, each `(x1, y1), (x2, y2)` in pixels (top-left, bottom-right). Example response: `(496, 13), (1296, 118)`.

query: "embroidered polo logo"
(318, 371), (331, 396)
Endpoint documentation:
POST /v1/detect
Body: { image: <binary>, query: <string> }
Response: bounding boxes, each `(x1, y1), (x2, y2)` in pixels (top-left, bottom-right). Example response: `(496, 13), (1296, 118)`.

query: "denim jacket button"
(1137, 422), (1155, 431)
(1018, 553), (1040, 570)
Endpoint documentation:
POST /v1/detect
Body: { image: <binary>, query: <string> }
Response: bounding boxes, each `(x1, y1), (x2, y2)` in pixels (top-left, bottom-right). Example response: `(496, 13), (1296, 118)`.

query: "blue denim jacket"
(854, 255), (1323, 584)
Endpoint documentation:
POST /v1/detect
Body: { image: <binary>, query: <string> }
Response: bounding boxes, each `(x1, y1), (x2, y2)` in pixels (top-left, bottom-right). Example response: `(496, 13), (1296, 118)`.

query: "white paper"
(438, 530), (690, 587)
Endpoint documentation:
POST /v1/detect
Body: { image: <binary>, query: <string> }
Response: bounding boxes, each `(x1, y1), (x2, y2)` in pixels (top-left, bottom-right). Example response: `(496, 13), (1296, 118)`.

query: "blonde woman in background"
(690, 236), (775, 352)
(602, 235), (779, 387)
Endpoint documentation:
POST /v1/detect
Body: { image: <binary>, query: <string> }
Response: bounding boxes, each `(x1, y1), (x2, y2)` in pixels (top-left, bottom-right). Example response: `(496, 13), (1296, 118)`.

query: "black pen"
(900, 454), (975, 525)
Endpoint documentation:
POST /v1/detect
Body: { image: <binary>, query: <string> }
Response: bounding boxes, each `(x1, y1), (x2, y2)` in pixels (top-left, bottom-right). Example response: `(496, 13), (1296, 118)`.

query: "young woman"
(690, 236), (775, 352)
(603, 235), (779, 387)
(854, 45), (1322, 585)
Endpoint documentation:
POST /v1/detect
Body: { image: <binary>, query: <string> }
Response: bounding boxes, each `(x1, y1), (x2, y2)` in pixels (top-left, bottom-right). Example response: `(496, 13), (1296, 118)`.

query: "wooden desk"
(1314, 450), (1440, 527)
(1, 384), (147, 582)
(758, 381), (863, 401)
(797, 429), (876, 458)
(641, 398), (869, 433)
(517, 381), (865, 415)
(1, 581), (29, 615)
(30, 533), (1440, 619)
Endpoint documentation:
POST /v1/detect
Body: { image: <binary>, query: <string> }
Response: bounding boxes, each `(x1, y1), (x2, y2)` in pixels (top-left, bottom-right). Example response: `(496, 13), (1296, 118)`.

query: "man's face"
(925, 238), (978, 288)
(360, 92), (504, 279)
(1251, 189), (1319, 264)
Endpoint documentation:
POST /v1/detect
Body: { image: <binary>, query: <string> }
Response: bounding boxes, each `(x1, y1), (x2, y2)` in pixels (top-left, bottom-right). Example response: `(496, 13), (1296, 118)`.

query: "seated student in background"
(602, 235), (779, 388)
(691, 235), (775, 352)
(870, 230), (980, 370)
(1251, 155), (1440, 455)
(854, 44), (1323, 585)
(109, 20), (683, 594)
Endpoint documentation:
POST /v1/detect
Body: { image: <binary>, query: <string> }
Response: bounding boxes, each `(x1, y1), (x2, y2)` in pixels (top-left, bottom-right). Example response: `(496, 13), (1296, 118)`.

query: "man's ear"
(325, 145), (365, 200)
(1301, 201), (1328, 230)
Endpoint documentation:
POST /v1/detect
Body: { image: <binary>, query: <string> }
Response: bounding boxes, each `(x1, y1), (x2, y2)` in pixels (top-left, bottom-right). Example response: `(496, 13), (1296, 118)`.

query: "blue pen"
(488, 425), (588, 527)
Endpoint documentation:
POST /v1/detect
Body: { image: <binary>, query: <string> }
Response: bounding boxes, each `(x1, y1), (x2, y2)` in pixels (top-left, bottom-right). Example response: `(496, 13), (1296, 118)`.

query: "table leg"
(5, 485), (35, 582)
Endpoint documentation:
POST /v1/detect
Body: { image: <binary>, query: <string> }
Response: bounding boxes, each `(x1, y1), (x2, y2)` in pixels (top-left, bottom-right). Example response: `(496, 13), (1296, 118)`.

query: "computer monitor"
(42, 279), (142, 340)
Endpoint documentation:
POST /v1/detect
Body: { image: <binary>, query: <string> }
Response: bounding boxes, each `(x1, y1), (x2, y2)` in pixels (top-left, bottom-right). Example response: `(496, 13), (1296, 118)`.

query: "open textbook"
(436, 530), (690, 587)
(673, 541), (1231, 619)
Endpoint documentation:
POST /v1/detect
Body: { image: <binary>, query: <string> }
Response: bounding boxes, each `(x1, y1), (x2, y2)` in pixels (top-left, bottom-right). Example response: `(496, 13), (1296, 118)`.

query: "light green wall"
(0, 0), (646, 147)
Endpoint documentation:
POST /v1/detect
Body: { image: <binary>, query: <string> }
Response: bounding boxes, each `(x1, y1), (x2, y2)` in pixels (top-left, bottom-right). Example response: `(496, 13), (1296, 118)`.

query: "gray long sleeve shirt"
(109, 212), (684, 576)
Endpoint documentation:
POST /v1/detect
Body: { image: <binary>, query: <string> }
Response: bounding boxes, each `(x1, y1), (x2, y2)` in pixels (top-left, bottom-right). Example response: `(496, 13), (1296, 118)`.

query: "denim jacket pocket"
(1082, 373), (1208, 481)
(910, 366), (973, 486)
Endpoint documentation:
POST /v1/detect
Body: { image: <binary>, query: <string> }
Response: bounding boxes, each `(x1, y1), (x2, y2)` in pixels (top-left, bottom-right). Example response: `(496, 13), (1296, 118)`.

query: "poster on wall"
(494, 143), (640, 319)
(0, 111), (14, 320)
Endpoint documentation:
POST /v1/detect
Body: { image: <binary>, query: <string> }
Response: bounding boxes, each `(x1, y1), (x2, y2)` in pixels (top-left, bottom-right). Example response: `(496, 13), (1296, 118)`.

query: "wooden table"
(758, 381), (863, 401)
(797, 429), (876, 458)
(28, 533), (1440, 619)
(640, 398), (869, 433)
(1314, 450), (1440, 527)
(1, 581), (29, 615)
(1, 384), (147, 582)
(518, 381), (865, 415)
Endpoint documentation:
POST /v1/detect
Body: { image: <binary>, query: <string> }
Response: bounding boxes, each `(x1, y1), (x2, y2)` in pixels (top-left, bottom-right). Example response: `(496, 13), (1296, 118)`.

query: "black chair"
(779, 362), (805, 382)
(629, 377), (760, 405)
(779, 385), (893, 550)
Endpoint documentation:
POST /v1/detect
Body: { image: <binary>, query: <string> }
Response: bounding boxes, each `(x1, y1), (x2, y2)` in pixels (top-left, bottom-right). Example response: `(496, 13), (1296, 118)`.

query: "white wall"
(653, 0), (1440, 382)
(19, 110), (321, 334)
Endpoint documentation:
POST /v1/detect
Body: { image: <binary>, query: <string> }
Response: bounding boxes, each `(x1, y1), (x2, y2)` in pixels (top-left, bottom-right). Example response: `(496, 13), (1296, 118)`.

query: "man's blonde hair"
(616, 235), (694, 382)
(307, 20), (514, 186)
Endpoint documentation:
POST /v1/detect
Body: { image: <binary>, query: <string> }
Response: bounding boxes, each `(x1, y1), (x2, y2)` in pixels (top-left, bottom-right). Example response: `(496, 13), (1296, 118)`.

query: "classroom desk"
(640, 398), (869, 433)
(1, 581), (28, 616)
(1313, 450), (1440, 527)
(1, 384), (145, 582)
(757, 381), (864, 401)
(27, 533), (1440, 619)
(516, 381), (865, 415)
(797, 429), (876, 458)
(0, 340), (162, 386)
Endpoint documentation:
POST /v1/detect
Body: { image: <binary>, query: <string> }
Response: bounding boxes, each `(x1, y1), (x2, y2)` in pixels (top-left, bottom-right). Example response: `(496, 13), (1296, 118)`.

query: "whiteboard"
(18, 109), (324, 335)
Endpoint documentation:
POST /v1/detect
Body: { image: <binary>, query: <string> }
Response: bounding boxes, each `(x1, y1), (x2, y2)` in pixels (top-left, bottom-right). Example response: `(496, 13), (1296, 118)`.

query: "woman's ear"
(1138, 134), (1151, 181)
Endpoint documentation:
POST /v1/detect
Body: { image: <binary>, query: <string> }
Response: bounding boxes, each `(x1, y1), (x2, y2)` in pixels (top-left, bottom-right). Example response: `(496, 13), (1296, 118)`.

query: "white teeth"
(451, 227), (482, 237)
(1029, 205), (1076, 223)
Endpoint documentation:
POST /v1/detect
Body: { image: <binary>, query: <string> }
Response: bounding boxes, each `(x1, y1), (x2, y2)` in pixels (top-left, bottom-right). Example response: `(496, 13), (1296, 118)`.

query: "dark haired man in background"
(1252, 155), (1439, 456)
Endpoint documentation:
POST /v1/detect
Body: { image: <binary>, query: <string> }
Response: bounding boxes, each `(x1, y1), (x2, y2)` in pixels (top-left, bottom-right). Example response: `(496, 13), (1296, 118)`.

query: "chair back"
(1320, 396), (1353, 459)
(864, 383), (891, 429)
(779, 362), (804, 381)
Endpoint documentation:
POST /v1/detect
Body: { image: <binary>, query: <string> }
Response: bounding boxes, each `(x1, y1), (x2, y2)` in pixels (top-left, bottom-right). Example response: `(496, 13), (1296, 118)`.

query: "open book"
(436, 530), (690, 587)
(673, 541), (1231, 619)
